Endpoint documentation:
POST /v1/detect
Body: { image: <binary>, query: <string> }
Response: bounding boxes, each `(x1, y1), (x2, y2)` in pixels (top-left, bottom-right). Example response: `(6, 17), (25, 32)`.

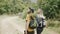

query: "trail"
(0, 16), (25, 34)
(0, 16), (59, 34)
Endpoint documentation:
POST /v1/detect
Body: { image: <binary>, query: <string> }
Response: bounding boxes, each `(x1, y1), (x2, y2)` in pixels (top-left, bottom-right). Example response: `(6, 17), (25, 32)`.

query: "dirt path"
(0, 16), (59, 34)
(0, 16), (24, 34)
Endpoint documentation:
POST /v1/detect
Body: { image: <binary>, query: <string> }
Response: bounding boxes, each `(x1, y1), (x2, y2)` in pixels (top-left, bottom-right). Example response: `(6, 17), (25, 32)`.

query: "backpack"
(36, 17), (46, 28)
(29, 16), (37, 29)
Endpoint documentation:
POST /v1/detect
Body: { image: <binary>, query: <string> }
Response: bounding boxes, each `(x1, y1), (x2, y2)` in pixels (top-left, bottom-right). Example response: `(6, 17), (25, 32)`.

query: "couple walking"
(25, 7), (45, 34)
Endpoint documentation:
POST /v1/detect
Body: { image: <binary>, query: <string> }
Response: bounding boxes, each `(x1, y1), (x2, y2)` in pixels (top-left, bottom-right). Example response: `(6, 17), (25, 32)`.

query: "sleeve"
(26, 15), (30, 21)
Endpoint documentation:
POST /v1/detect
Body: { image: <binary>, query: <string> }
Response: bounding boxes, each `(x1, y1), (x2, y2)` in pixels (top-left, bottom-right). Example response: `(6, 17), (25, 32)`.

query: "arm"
(42, 17), (46, 27)
(25, 15), (30, 30)
(25, 20), (29, 30)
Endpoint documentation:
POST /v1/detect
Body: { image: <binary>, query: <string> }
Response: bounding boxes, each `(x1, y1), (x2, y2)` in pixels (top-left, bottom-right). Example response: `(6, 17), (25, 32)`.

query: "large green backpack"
(29, 16), (37, 29)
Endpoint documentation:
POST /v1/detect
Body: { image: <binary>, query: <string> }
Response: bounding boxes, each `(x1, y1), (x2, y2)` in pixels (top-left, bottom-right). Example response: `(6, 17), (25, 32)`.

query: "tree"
(37, 0), (60, 19)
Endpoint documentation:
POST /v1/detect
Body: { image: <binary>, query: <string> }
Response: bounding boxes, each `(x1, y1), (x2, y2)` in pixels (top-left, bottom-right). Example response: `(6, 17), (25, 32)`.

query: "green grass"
(47, 20), (60, 34)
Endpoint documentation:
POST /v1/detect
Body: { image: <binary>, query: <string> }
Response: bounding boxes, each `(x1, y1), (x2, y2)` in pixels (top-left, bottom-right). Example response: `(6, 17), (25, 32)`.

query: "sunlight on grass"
(47, 20), (60, 34)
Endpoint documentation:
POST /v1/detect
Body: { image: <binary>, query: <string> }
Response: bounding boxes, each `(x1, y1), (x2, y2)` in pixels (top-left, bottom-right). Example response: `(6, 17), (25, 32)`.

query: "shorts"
(24, 30), (34, 34)
(36, 27), (44, 34)
(27, 31), (34, 34)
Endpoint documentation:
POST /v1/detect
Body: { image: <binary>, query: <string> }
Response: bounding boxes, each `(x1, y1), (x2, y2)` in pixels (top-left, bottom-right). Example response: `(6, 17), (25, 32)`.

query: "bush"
(47, 20), (60, 27)
(37, 0), (60, 19)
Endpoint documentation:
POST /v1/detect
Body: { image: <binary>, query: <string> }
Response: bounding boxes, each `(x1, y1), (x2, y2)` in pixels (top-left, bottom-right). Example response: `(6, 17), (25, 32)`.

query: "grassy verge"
(47, 19), (60, 34)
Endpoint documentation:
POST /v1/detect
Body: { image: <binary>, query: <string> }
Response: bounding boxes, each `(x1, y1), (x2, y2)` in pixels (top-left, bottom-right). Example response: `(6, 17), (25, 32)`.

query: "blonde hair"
(37, 8), (43, 15)
(37, 8), (45, 19)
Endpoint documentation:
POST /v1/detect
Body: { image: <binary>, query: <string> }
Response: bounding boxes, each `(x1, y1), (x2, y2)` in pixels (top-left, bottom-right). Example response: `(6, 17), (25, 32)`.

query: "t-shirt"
(26, 13), (34, 32)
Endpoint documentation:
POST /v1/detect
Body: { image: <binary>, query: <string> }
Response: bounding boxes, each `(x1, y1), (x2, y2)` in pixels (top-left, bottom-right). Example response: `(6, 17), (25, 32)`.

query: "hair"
(27, 11), (31, 14)
(29, 7), (34, 13)
(37, 8), (43, 15)
(31, 8), (34, 13)
(27, 7), (34, 14)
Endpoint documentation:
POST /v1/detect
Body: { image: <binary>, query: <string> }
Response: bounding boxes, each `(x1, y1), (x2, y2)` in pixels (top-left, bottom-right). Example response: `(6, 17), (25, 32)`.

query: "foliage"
(0, 0), (27, 14)
(47, 20), (60, 27)
(0, 0), (60, 20)
(47, 20), (60, 34)
(37, 0), (60, 19)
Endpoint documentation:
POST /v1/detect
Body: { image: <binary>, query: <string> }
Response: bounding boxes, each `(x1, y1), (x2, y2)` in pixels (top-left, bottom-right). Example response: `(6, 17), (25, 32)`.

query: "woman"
(25, 7), (35, 34)
(36, 8), (45, 34)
